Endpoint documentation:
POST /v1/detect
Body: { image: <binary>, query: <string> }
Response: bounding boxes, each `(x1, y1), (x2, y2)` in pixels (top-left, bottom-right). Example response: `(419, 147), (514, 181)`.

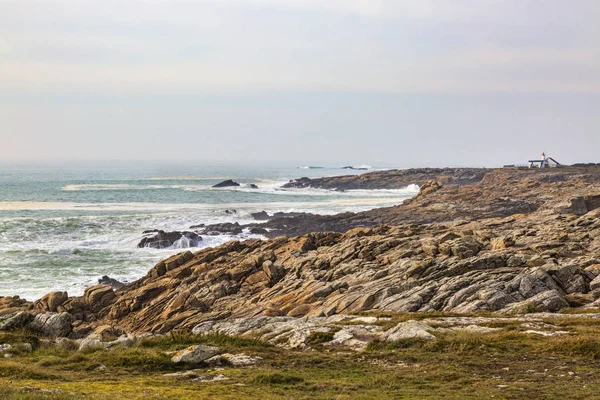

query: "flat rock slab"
(172, 345), (220, 364)
(381, 320), (437, 342)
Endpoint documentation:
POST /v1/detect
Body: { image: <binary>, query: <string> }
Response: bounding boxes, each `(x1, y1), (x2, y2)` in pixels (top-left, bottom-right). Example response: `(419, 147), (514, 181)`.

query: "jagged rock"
(503, 290), (570, 313)
(34, 292), (68, 312)
(84, 285), (117, 313)
(138, 230), (202, 249)
(98, 276), (125, 290)
(0, 343), (12, 352)
(213, 180), (240, 188)
(0, 312), (33, 331)
(171, 345), (220, 364)
(197, 222), (243, 236)
(28, 312), (74, 338)
(251, 211), (271, 220)
(381, 320), (437, 341)
(590, 275), (600, 291)
(419, 180), (442, 196)
(249, 227), (269, 235)
(491, 236), (515, 251)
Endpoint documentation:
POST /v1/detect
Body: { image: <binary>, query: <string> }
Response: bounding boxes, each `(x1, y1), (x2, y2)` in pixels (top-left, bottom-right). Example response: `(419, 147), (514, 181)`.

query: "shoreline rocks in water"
(212, 180), (240, 188)
(138, 230), (202, 249)
(6, 166), (600, 346)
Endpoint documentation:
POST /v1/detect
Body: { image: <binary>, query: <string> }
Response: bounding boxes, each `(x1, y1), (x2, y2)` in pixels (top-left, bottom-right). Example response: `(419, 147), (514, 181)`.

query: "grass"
(3, 316), (600, 398)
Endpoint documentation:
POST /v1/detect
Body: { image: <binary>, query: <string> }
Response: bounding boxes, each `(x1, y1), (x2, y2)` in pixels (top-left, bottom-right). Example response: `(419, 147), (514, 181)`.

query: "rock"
(0, 312), (33, 331)
(138, 230), (202, 249)
(18, 343), (33, 352)
(104, 335), (136, 349)
(0, 343), (12, 352)
(524, 330), (569, 336)
(419, 180), (442, 196)
(224, 209), (237, 214)
(98, 276), (125, 290)
(28, 312), (73, 338)
(84, 285), (117, 312)
(171, 345), (220, 363)
(491, 236), (515, 251)
(34, 291), (68, 312)
(195, 374), (229, 383)
(163, 369), (204, 379)
(249, 227), (268, 235)
(213, 180), (240, 188)
(220, 353), (262, 366)
(197, 222), (243, 236)
(56, 337), (78, 350)
(251, 211), (271, 220)
(78, 334), (105, 351)
(503, 290), (570, 313)
(439, 237), (482, 259)
(590, 275), (600, 291)
(248, 184), (259, 189)
(381, 320), (437, 342)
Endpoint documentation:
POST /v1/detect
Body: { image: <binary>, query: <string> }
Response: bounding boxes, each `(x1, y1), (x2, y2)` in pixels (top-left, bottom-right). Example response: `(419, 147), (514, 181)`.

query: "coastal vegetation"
(3, 312), (600, 399)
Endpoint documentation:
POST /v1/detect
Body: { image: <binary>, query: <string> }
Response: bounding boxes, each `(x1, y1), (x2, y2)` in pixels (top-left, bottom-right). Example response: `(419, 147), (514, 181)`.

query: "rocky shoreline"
(3, 165), (600, 348)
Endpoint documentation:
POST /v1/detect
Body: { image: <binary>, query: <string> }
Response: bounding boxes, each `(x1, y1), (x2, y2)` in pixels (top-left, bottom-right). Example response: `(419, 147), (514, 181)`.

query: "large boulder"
(138, 230), (202, 249)
(84, 285), (117, 313)
(28, 312), (74, 338)
(0, 312), (34, 331)
(171, 345), (220, 363)
(34, 291), (68, 312)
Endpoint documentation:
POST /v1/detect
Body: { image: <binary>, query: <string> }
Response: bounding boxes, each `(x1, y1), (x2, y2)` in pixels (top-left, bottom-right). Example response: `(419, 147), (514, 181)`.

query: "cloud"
(0, 0), (598, 94)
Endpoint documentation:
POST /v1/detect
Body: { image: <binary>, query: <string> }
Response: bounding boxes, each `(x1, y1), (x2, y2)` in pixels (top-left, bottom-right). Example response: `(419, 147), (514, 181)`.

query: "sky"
(0, 0), (599, 167)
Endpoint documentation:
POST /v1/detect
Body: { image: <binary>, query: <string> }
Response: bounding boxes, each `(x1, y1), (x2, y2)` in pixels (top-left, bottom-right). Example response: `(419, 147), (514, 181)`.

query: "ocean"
(0, 163), (418, 300)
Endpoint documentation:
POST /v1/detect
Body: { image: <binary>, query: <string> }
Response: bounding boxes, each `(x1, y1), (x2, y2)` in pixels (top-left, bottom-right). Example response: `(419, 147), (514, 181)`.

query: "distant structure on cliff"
(528, 152), (561, 168)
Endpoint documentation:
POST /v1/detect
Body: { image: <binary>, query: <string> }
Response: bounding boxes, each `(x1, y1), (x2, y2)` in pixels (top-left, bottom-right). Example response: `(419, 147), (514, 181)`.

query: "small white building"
(528, 152), (560, 168)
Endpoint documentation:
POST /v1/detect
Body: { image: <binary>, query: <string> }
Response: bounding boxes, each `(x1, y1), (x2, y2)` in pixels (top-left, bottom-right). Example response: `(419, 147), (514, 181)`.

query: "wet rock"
(249, 227), (268, 235)
(213, 180), (240, 188)
(171, 345), (220, 363)
(98, 276), (125, 290)
(138, 230), (202, 249)
(197, 222), (243, 236)
(251, 211), (271, 220)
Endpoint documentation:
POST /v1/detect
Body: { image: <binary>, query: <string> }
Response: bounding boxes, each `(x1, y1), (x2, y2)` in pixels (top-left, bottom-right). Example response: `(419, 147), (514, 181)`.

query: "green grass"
(3, 316), (600, 399)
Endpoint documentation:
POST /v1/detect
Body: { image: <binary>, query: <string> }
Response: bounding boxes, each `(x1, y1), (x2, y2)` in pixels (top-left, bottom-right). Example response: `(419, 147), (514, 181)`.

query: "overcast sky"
(1, 0), (599, 166)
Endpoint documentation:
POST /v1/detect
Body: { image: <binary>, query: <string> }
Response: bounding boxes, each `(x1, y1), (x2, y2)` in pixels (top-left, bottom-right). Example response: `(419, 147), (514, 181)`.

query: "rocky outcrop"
(283, 168), (487, 190)
(138, 230), (202, 249)
(5, 166), (600, 339)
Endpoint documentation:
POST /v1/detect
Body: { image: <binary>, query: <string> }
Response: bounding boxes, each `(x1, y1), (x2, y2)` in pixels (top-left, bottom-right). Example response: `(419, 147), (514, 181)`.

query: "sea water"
(0, 163), (418, 300)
